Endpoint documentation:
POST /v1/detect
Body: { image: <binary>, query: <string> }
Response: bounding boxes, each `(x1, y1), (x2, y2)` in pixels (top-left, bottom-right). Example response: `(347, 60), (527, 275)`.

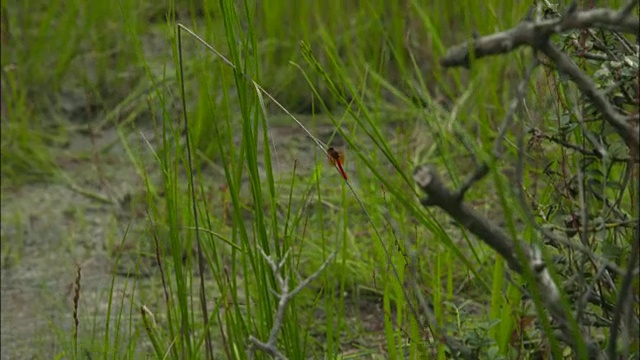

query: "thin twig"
(535, 40), (639, 149)
(607, 219), (640, 359)
(544, 135), (636, 163)
(456, 58), (540, 199)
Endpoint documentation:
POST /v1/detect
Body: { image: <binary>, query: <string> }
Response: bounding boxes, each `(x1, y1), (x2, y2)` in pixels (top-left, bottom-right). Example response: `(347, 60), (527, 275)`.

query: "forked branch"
(248, 248), (337, 360)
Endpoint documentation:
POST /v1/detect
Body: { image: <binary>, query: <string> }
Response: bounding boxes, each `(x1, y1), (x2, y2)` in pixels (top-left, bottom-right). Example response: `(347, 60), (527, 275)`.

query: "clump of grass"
(130, 0), (546, 358)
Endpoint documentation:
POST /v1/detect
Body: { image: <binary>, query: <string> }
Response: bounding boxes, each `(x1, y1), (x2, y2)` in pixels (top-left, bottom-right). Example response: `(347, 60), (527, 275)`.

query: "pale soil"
(0, 120), (350, 358)
(1, 125), (162, 359)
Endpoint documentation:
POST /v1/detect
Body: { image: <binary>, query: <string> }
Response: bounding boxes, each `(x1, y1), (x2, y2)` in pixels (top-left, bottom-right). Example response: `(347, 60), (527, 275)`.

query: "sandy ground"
(0, 120), (345, 358)
(1, 125), (157, 358)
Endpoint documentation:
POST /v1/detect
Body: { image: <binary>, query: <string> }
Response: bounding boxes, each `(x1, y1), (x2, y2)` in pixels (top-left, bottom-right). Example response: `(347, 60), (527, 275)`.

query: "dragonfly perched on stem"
(326, 146), (347, 180)
(177, 24), (423, 346)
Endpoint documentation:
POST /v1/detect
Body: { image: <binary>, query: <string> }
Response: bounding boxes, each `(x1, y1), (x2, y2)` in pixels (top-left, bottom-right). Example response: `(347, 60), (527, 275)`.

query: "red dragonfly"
(327, 147), (347, 180)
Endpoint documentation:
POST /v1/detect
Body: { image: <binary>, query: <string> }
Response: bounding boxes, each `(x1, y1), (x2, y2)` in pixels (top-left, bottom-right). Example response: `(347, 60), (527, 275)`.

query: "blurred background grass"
(1, 0), (537, 182)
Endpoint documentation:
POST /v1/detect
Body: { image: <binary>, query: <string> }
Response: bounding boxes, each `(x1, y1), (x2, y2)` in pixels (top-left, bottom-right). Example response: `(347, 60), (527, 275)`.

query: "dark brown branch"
(413, 164), (603, 359)
(414, 165), (523, 273)
(441, 4), (639, 68)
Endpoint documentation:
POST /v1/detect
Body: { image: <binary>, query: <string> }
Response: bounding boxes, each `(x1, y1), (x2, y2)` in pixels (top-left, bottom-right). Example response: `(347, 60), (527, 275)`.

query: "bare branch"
(429, 3), (638, 358)
(248, 248), (337, 360)
(414, 165), (522, 272)
(441, 3), (639, 68)
(413, 164), (602, 359)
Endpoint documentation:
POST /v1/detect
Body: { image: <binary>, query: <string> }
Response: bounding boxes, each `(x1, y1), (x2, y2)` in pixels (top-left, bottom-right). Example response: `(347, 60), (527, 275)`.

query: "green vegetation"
(1, 0), (637, 359)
